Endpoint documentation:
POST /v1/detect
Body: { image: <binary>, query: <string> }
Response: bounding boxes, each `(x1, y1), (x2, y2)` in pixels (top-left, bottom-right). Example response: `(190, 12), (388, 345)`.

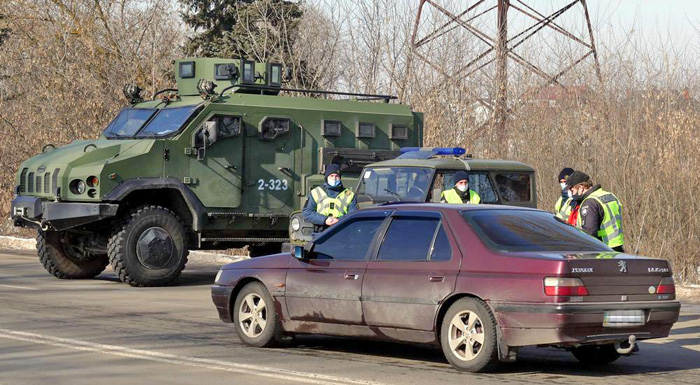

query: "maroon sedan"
(211, 204), (680, 372)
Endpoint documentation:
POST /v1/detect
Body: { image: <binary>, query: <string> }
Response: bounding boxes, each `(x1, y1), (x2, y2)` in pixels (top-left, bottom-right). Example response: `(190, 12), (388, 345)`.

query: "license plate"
(603, 310), (645, 327)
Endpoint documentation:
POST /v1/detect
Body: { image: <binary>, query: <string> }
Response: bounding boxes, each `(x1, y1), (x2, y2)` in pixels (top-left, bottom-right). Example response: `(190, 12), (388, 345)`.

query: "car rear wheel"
(37, 230), (109, 279)
(571, 344), (621, 365)
(233, 282), (282, 347)
(108, 206), (188, 287)
(440, 297), (500, 372)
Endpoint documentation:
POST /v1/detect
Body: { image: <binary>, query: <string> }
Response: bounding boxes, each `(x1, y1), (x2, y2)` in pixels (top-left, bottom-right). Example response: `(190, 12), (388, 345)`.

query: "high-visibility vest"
(577, 189), (624, 248)
(555, 196), (573, 221)
(310, 187), (355, 218)
(441, 189), (481, 204)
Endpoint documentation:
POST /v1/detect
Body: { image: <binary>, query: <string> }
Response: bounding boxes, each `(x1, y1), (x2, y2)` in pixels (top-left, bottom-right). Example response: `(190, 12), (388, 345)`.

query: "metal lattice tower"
(411, 0), (603, 135)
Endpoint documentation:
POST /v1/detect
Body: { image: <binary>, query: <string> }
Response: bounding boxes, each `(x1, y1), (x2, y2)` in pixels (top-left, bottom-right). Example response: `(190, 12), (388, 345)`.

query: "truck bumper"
(12, 196), (119, 231)
(492, 300), (681, 347)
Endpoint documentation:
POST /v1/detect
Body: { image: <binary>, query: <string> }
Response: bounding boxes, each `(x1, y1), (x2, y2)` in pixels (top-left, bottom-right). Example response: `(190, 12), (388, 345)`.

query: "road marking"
(0, 284), (37, 290)
(0, 328), (383, 385)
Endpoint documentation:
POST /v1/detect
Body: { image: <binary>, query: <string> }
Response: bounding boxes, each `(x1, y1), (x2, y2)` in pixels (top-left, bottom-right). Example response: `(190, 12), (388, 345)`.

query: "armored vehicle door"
(188, 113), (245, 208)
(244, 115), (298, 210)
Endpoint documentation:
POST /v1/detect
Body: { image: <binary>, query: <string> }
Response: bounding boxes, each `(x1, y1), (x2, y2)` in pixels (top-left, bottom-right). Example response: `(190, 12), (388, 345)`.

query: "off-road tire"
(233, 282), (283, 348)
(572, 344), (621, 365)
(440, 297), (500, 372)
(37, 231), (109, 279)
(108, 205), (188, 287)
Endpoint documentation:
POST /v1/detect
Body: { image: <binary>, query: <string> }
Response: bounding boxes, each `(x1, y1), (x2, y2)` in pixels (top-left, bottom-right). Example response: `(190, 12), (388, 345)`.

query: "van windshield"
(462, 209), (611, 252)
(356, 167), (434, 203)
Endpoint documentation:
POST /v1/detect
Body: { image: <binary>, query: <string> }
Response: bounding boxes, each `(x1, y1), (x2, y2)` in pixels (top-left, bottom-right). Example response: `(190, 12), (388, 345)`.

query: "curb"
(0, 235), (246, 265)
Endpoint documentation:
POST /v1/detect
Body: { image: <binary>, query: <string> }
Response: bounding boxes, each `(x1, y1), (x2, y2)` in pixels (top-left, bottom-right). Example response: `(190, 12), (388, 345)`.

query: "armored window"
(356, 122), (375, 138)
(27, 172), (34, 193)
(259, 117), (291, 141)
(218, 115), (243, 138)
(390, 124), (408, 140)
(179, 61), (195, 78)
(322, 120), (342, 137)
(214, 63), (238, 80)
(19, 168), (27, 193)
(268, 63), (282, 87)
(241, 59), (255, 84)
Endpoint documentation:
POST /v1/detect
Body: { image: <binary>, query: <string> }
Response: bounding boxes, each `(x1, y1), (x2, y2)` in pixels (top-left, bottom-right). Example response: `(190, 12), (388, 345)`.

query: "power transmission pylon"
(411, 0), (603, 136)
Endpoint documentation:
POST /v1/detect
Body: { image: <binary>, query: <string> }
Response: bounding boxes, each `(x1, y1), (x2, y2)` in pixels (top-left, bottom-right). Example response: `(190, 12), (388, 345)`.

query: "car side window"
(435, 171), (499, 203)
(430, 225), (452, 261)
(312, 218), (385, 260)
(376, 217), (440, 261)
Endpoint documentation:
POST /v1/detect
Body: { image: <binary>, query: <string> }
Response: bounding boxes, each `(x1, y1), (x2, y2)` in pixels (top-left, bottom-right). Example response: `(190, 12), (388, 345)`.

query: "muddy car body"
(213, 204), (680, 372)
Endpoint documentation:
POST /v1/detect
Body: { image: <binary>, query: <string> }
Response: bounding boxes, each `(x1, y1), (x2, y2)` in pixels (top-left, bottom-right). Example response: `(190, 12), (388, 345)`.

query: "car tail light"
(544, 277), (589, 296)
(656, 276), (675, 294)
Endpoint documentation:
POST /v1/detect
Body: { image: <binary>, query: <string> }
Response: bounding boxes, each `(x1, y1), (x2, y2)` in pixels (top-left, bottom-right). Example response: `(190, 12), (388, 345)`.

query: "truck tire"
(37, 231), (109, 279)
(108, 206), (188, 287)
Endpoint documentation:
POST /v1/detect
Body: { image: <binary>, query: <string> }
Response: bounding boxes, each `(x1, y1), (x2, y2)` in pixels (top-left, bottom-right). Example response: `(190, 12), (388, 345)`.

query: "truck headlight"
(291, 217), (301, 231)
(70, 179), (86, 194)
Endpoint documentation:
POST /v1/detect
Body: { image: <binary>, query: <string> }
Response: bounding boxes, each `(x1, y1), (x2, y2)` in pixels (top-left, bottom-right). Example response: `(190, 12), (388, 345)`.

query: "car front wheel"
(233, 282), (282, 347)
(440, 297), (500, 372)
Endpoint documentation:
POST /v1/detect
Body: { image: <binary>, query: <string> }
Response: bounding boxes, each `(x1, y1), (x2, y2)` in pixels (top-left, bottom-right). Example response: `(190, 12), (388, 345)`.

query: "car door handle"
(429, 275), (444, 282)
(344, 273), (359, 280)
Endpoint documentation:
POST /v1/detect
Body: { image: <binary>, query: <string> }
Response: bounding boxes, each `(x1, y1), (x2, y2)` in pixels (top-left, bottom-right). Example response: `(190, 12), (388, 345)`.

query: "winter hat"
(558, 167), (575, 181)
(565, 171), (590, 189)
(325, 164), (342, 178)
(453, 170), (470, 185)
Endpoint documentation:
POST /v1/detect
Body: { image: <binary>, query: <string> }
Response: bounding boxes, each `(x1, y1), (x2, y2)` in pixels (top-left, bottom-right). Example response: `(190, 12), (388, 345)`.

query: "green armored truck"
(289, 147), (537, 244)
(11, 57), (422, 286)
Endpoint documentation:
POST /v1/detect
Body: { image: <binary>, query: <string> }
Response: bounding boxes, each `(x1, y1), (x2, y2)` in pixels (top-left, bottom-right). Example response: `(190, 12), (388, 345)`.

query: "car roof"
(360, 202), (541, 213)
(366, 157), (535, 172)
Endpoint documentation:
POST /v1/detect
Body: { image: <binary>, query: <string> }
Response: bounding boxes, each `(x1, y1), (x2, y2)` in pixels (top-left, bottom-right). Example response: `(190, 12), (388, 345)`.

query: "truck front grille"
(27, 172), (34, 192)
(52, 168), (60, 194)
(35, 175), (41, 194)
(44, 172), (50, 193)
(19, 168), (28, 193)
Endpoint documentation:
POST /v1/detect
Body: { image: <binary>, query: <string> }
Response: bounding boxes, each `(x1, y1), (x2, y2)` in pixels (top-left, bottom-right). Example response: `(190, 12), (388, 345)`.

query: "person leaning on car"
(566, 171), (625, 252)
(555, 167), (575, 221)
(302, 163), (358, 231)
(441, 170), (481, 204)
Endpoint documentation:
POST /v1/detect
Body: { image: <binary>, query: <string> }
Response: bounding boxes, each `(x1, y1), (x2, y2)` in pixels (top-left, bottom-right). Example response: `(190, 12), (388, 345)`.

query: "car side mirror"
(292, 244), (312, 261)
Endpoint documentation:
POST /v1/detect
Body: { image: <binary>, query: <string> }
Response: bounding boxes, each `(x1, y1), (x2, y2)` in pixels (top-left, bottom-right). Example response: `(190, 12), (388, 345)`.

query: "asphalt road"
(1, 250), (699, 385)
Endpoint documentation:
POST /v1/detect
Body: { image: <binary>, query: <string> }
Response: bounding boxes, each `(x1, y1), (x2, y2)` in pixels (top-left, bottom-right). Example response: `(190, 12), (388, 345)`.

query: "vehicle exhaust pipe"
(615, 335), (637, 355)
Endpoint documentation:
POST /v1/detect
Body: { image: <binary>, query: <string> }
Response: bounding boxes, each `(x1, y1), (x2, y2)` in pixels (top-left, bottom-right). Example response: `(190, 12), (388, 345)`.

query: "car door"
(362, 210), (461, 330)
(285, 212), (389, 324)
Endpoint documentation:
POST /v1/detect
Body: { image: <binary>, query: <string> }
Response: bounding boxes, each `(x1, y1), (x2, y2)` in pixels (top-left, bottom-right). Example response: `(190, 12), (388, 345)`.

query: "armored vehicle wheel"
(108, 206), (188, 287)
(440, 297), (500, 372)
(37, 231), (109, 279)
(571, 344), (620, 365)
(233, 282), (284, 347)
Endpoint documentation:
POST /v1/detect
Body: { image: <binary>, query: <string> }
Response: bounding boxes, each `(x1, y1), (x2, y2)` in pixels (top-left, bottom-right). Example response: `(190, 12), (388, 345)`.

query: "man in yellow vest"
(566, 171), (625, 252)
(440, 171), (481, 204)
(302, 164), (358, 231)
(555, 167), (574, 221)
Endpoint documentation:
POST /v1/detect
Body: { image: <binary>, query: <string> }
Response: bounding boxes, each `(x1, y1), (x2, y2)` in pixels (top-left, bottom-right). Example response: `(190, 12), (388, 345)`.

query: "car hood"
(220, 253), (292, 270)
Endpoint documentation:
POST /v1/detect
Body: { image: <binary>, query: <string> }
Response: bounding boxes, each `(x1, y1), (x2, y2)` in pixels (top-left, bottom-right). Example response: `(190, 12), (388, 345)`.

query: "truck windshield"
(103, 108), (157, 138)
(135, 105), (200, 138)
(462, 209), (611, 252)
(357, 167), (434, 203)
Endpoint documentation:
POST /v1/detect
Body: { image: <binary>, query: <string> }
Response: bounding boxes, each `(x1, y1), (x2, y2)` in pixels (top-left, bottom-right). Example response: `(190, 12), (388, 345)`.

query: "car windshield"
(462, 209), (612, 252)
(356, 167), (434, 203)
(103, 108), (156, 138)
(135, 105), (200, 138)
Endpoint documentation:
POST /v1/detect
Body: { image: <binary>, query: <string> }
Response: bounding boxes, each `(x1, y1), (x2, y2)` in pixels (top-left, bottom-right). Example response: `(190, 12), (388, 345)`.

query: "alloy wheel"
(238, 293), (267, 338)
(448, 310), (485, 361)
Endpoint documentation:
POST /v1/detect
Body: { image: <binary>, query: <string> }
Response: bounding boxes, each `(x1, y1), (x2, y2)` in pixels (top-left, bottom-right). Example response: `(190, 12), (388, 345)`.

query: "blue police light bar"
(400, 147), (466, 156)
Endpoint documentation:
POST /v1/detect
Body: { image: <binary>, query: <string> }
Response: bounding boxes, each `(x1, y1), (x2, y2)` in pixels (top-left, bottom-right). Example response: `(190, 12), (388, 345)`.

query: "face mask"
(560, 182), (567, 191)
(456, 184), (468, 192)
(328, 178), (340, 187)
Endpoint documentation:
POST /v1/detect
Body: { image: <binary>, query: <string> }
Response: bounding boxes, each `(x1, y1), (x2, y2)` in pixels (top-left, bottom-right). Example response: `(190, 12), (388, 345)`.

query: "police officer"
(555, 167), (574, 221)
(302, 164), (358, 230)
(440, 171), (481, 204)
(566, 171), (625, 252)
